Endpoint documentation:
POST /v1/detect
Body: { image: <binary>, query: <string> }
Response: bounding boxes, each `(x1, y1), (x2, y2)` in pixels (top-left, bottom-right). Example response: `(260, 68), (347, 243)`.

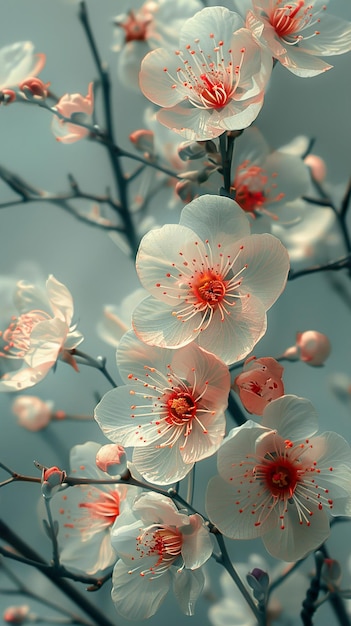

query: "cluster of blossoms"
(1, 0), (351, 624)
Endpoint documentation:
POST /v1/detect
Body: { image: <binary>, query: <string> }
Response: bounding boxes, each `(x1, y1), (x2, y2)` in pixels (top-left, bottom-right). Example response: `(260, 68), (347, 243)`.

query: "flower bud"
(247, 568), (269, 602)
(304, 154), (327, 183)
(233, 356), (284, 415)
(0, 89), (16, 105)
(129, 129), (154, 155)
(96, 443), (127, 476)
(282, 330), (331, 366)
(40, 465), (66, 499)
(174, 179), (197, 203)
(19, 77), (50, 100)
(3, 606), (30, 624)
(12, 396), (53, 431)
(177, 141), (207, 161)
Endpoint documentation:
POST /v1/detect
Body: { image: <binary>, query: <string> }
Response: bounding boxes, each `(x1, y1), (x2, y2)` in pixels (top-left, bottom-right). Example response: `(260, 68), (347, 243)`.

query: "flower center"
(166, 390), (197, 425)
(197, 73), (232, 109)
(137, 524), (183, 576)
(193, 272), (226, 306)
(0, 310), (51, 358)
(118, 9), (152, 43)
(256, 455), (300, 499)
(270, 1), (309, 38)
(79, 490), (121, 525)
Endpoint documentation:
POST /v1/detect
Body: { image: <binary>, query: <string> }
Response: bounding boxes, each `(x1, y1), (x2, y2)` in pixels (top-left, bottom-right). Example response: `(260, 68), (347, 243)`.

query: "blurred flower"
(0, 42), (45, 90)
(233, 356), (284, 415)
(12, 395), (53, 431)
(51, 82), (94, 144)
(110, 491), (213, 619)
(282, 330), (331, 366)
(19, 76), (50, 101)
(246, 0), (351, 77)
(0, 275), (83, 391)
(206, 395), (351, 561)
(50, 441), (140, 575)
(97, 288), (147, 348)
(140, 6), (272, 140)
(133, 194), (289, 365)
(329, 372), (351, 406)
(95, 330), (230, 485)
(3, 605), (31, 624)
(113, 0), (202, 90)
(304, 153), (327, 183)
(95, 443), (127, 476)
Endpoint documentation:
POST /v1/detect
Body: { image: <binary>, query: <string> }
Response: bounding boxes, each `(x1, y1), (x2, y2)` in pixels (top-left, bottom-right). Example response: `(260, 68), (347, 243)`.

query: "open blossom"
(231, 127), (310, 229)
(94, 330), (230, 485)
(50, 442), (139, 575)
(132, 194), (290, 365)
(140, 6), (272, 140)
(246, 0), (351, 77)
(110, 491), (213, 620)
(51, 82), (94, 144)
(0, 275), (83, 391)
(206, 395), (351, 562)
(233, 356), (284, 415)
(0, 42), (45, 90)
(113, 0), (202, 90)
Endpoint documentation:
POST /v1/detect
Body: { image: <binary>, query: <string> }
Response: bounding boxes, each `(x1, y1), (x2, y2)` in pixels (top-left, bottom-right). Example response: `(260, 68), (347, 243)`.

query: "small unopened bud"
(38, 465), (66, 499)
(321, 558), (342, 592)
(175, 179), (197, 203)
(19, 77), (50, 100)
(282, 330), (331, 366)
(12, 396), (53, 431)
(247, 568), (269, 602)
(96, 443), (127, 476)
(0, 89), (16, 105)
(3, 605), (31, 624)
(304, 154), (327, 183)
(129, 129), (154, 155)
(177, 141), (207, 161)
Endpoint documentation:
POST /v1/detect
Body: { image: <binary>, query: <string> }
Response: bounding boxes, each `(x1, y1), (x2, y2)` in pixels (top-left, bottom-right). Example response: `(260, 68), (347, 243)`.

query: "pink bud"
(19, 76), (50, 100)
(41, 465), (66, 499)
(129, 129), (154, 155)
(233, 356), (284, 415)
(3, 606), (30, 624)
(304, 154), (327, 183)
(96, 444), (127, 476)
(296, 330), (331, 366)
(174, 180), (196, 203)
(12, 396), (52, 431)
(0, 89), (16, 105)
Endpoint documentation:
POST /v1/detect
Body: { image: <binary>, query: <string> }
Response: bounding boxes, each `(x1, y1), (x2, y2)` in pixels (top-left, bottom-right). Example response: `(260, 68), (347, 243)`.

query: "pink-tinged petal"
(94, 387), (162, 447)
(278, 46), (332, 77)
(26, 318), (67, 368)
(51, 116), (90, 144)
(111, 560), (170, 620)
(63, 329), (84, 350)
(117, 330), (171, 382)
(14, 280), (50, 315)
(232, 126), (270, 169)
(179, 7), (245, 53)
(0, 42), (45, 89)
(132, 440), (192, 484)
(216, 421), (265, 481)
(180, 409), (226, 464)
(172, 569), (205, 616)
(59, 526), (116, 575)
(261, 395), (319, 441)
(132, 296), (201, 348)
(97, 307), (129, 348)
(0, 362), (52, 391)
(263, 502), (330, 561)
(46, 275), (74, 323)
(140, 48), (186, 108)
(197, 295), (267, 365)
(298, 14), (351, 56)
(264, 152), (310, 206)
(238, 233), (290, 310)
(179, 195), (250, 250)
(136, 223), (206, 304)
(209, 98), (265, 132)
(181, 514), (213, 569)
(157, 104), (223, 141)
(135, 493), (188, 528)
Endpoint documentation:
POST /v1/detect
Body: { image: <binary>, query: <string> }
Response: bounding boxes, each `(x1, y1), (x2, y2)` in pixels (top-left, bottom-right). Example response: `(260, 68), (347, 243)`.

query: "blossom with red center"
(113, 0), (202, 90)
(206, 395), (351, 561)
(50, 442), (140, 575)
(51, 83), (94, 144)
(94, 330), (230, 485)
(132, 194), (289, 365)
(246, 0), (351, 77)
(139, 6), (272, 140)
(110, 492), (213, 619)
(233, 355), (284, 415)
(0, 275), (83, 391)
(231, 127), (310, 227)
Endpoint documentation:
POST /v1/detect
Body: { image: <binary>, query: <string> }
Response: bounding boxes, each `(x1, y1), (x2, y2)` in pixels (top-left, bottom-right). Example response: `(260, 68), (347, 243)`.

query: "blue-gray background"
(0, 1), (351, 625)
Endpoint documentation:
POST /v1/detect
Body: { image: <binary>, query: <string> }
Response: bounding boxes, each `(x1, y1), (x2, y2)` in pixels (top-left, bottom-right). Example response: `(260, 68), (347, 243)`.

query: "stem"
(219, 133), (235, 195)
(71, 349), (117, 387)
(0, 520), (117, 626)
(226, 391), (247, 426)
(288, 255), (351, 280)
(44, 498), (60, 568)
